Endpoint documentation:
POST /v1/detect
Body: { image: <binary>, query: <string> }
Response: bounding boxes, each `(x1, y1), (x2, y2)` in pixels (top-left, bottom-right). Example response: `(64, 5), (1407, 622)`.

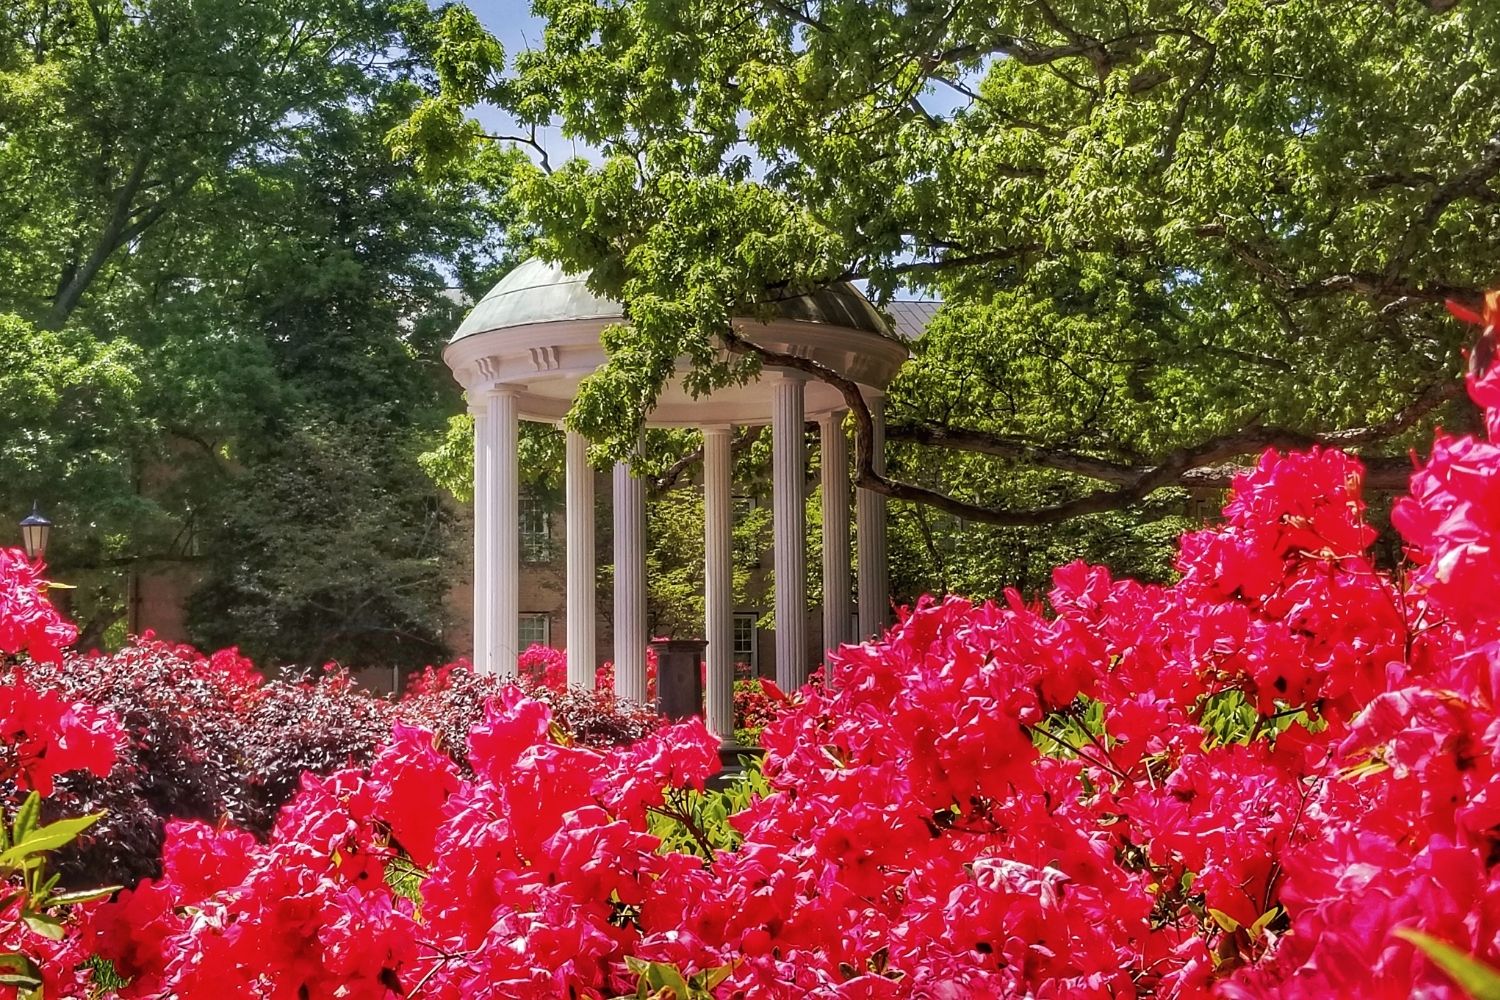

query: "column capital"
(485, 383), (522, 400)
(769, 368), (811, 384)
(701, 423), (734, 437)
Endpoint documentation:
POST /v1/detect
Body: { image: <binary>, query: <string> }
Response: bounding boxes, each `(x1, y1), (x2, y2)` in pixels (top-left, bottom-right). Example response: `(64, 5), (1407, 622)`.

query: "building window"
(733, 495), (762, 568)
(520, 495), (552, 562)
(518, 613), (551, 649)
(733, 613), (758, 674)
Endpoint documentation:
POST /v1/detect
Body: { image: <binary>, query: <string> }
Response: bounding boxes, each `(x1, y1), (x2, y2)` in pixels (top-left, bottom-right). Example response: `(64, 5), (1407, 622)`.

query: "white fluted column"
(857, 392), (889, 640)
(820, 410), (852, 652)
(469, 400), (491, 672)
(487, 387), (520, 677)
(613, 455), (648, 702)
(772, 375), (808, 690)
(565, 429), (596, 687)
(703, 426), (734, 738)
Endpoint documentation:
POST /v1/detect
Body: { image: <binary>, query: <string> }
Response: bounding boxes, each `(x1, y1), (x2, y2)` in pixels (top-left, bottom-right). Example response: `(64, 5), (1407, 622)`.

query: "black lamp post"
(19, 503), (52, 561)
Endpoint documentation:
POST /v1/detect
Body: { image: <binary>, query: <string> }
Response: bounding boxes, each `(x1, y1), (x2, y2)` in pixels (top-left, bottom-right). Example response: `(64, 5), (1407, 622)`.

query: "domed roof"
(450, 257), (894, 344)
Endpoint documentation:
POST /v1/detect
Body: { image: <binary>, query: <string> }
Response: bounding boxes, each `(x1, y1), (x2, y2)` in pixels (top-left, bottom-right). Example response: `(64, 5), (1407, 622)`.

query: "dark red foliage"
(233, 669), (395, 833)
(17, 640), (395, 885)
(19, 638), (663, 888)
(396, 661), (661, 770)
(15, 638), (263, 886)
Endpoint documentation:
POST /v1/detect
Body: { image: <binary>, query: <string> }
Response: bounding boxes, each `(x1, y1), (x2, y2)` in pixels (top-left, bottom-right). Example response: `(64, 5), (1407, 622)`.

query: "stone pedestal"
(710, 742), (765, 789)
(651, 638), (707, 721)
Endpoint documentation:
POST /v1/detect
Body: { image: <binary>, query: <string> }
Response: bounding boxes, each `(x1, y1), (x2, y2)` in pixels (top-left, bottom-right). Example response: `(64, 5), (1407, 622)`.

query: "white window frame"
(732, 495), (762, 568)
(519, 495), (552, 563)
(732, 612), (758, 673)
(518, 612), (551, 649)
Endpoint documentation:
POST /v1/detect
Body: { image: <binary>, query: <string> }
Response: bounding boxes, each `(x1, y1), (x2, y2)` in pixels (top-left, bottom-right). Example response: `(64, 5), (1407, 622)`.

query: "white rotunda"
(443, 258), (908, 737)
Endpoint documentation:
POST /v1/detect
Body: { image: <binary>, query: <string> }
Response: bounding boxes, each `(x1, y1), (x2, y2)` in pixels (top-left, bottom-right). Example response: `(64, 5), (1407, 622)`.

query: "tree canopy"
(1, 0), (509, 661)
(7, 0), (1499, 650)
(407, 0), (1499, 549)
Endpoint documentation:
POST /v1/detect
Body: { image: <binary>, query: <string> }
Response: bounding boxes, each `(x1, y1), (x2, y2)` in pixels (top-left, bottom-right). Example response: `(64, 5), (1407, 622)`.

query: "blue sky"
(467, 0), (543, 68)
(452, 0), (939, 300)
(461, 1), (584, 164)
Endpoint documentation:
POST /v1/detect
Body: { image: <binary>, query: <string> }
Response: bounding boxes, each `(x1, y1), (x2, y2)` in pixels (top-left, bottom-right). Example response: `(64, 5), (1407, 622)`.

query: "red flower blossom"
(0, 549), (75, 664)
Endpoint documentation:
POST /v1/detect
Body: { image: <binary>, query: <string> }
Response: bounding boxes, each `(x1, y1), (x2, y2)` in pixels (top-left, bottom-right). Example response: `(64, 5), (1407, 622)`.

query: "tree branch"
(1159, 38), (1215, 167)
(890, 423), (1141, 484)
(481, 126), (553, 173)
(48, 147), (153, 329)
(1383, 133), (1500, 283)
(724, 325), (1459, 526)
(653, 426), (759, 493)
(841, 243), (1044, 282)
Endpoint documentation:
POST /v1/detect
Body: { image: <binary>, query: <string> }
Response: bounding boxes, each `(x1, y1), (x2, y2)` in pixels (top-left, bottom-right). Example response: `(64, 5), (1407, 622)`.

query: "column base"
(708, 741), (766, 789)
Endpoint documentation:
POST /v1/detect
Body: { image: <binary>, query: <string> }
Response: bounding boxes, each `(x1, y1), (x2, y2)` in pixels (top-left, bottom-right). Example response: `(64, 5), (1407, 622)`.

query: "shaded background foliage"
(7, 0), (1500, 665)
(0, 0), (511, 664)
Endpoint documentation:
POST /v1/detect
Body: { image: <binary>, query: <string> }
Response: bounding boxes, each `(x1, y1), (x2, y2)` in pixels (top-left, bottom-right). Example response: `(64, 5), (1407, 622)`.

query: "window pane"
(733, 614), (757, 676)
(518, 613), (550, 648)
(520, 496), (552, 562)
(733, 614), (755, 656)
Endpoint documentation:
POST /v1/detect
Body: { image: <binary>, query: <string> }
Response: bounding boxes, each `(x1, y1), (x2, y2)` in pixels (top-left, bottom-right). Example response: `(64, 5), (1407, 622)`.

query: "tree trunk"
(44, 149), (152, 330)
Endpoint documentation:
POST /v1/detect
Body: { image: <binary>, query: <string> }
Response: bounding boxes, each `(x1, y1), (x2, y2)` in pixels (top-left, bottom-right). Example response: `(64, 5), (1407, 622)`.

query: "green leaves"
(415, 0), (1499, 564)
(0, 791), (117, 991)
(0, 952), (42, 994)
(387, 96), (484, 180)
(617, 957), (734, 999)
(0, 812), (104, 871)
(1398, 929), (1500, 1000)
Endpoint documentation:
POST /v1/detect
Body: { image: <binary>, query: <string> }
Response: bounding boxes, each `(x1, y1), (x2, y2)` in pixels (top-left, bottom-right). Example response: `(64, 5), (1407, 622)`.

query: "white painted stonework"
(444, 258), (908, 735)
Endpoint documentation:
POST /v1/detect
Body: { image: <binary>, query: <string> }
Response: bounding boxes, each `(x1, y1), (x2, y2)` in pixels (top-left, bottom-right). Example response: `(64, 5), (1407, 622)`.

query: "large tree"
(403, 0), (1499, 598)
(0, 0), (509, 660)
(0, 0), (455, 327)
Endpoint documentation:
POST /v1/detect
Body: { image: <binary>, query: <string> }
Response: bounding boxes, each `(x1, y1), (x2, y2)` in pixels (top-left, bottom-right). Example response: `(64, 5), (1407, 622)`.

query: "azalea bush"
(8, 304), (1500, 995)
(732, 678), (793, 746)
(398, 659), (662, 768)
(16, 642), (661, 891)
(0, 555), (124, 995)
(0, 680), (121, 996)
(512, 643), (663, 702)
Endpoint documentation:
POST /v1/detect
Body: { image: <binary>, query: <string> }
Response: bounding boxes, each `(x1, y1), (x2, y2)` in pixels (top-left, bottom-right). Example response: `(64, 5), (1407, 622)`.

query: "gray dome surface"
(451, 257), (894, 344)
(452, 258), (620, 343)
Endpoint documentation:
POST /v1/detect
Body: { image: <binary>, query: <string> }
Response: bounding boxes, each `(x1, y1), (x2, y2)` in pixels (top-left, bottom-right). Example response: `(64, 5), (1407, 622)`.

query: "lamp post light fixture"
(19, 503), (52, 561)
